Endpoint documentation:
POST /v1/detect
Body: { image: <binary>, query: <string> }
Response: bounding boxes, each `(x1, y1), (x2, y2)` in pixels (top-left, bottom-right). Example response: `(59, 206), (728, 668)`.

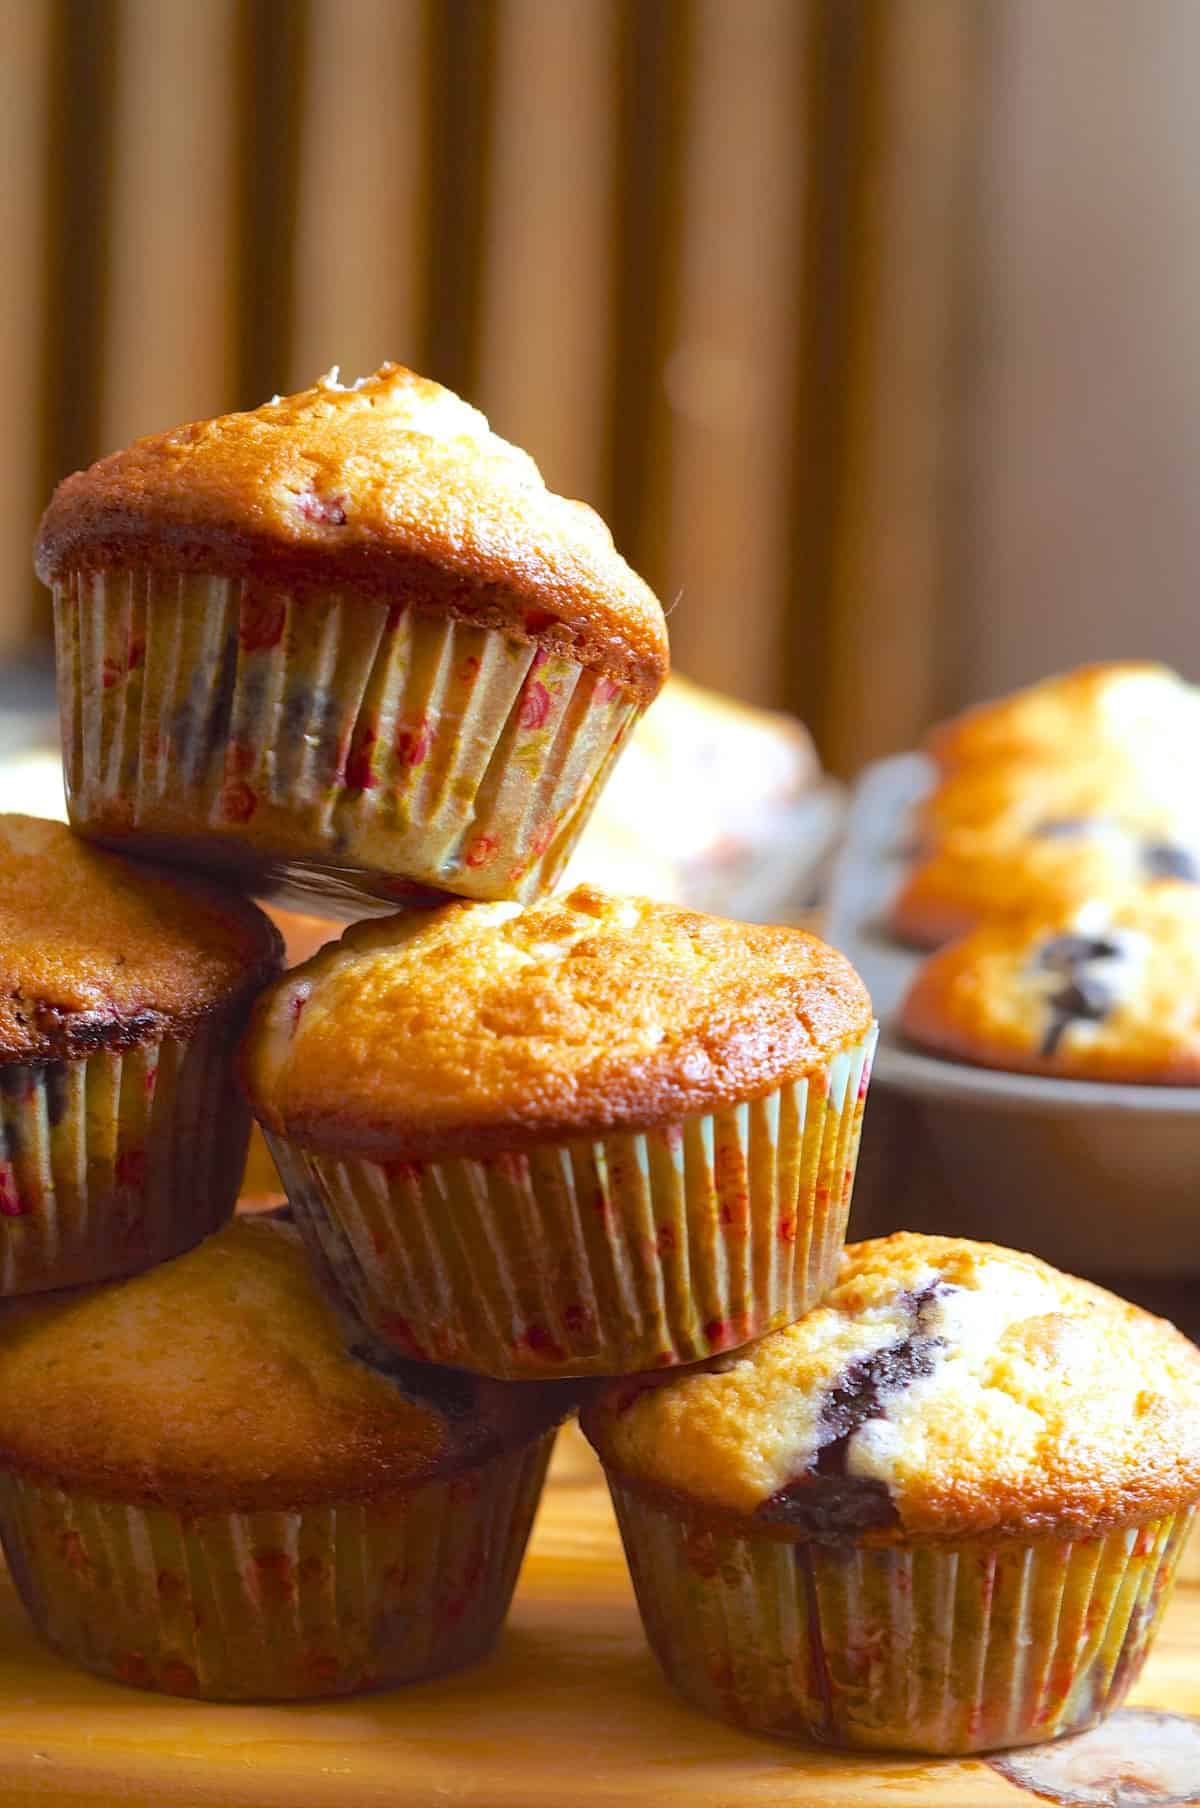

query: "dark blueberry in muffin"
(1033, 816), (1096, 841)
(1038, 933), (1123, 971)
(1142, 842), (1199, 883)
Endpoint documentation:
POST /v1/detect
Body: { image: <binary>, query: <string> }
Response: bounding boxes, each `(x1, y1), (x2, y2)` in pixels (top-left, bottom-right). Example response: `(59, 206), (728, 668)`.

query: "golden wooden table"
(0, 1426), (1194, 1806)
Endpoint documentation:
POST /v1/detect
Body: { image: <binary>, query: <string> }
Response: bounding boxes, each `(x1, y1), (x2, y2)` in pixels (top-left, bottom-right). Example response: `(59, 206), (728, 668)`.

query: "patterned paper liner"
(0, 1016), (247, 1296)
(268, 1027), (877, 1379)
(54, 569), (642, 914)
(0, 1429), (555, 1700)
(604, 1475), (1195, 1754)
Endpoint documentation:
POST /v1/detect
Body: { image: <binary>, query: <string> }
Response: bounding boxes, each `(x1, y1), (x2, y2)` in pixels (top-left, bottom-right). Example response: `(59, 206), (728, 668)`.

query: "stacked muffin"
(0, 369), (1193, 1759)
(0, 365), (670, 1700)
(890, 663), (1200, 1081)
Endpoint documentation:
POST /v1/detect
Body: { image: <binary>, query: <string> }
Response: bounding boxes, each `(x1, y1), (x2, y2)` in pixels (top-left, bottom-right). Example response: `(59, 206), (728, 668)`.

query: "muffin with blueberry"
(889, 817), (1200, 948)
(0, 1215), (564, 1699)
(898, 881), (1200, 1082)
(923, 661), (1200, 775)
(36, 365), (668, 915)
(582, 1232), (1200, 1753)
(0, 814), (280, 1293)
(912, 750), (1198, 851)
(242, 885), (876, 1378)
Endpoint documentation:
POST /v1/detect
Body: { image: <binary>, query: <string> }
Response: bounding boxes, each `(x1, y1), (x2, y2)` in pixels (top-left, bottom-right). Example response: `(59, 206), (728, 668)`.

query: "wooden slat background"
(4, 0), (985, 770)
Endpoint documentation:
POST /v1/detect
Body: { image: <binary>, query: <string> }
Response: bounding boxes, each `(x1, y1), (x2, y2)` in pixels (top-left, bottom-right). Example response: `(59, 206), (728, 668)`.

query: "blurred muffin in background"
(37, 364), (668, 916)
(899, 882), (1200, 1082)
(889, 815), (1200, 948)
(568, 673), (838, 918)
(924, 661), (1200, 775)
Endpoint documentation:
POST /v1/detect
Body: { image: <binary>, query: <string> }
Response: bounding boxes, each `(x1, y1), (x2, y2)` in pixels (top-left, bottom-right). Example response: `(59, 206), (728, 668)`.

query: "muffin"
(0, 815), (280, 1293)
(36, 364), (669, 915)
(898, 882), (1200, 1082)
(582, 1232), (1200, 1754)
(888, 816), (1200, 947)
(912, 751), (1199, 851)
(0, 1215), (564, 1699)
(242, 886), (877, 1379)
(924, 661), (1200, 775)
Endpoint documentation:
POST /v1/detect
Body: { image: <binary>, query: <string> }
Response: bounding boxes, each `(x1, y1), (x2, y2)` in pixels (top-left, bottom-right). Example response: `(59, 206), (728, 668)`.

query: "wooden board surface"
(0, 1425), (1195, 1807)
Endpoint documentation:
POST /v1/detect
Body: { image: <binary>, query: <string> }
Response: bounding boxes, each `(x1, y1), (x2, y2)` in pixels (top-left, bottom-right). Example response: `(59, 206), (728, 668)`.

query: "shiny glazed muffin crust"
(241, 885), (875, 1159)
(0, 815), (282, 1062)
(898, 882), (1200, 1082)
(583, 1232), (1200, 1541)
(35, 365), (669, 702)
(0, 1217), (563, 1511)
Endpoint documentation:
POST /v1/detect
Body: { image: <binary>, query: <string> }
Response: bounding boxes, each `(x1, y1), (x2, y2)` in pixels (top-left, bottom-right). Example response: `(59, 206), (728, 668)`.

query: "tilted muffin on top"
(898, 881), (1200, 1082)
(582, 1232), (1200, 1754)
(36, 364), (669, 915)
(242, 885), (877, 1378)
(0, 815), (280, 1293)
(0, 1215), (564, 1700)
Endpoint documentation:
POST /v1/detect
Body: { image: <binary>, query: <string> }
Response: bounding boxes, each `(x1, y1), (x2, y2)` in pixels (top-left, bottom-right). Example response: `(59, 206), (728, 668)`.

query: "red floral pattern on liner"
(0, 1164), (26, 1217)
(251, 1548), (297, 1603)
(343, 726), (379, 792)
(593, 675), (624, 705)
(238, 590), (287, 653)
(465, 834), (499, 870)
(382, 1158), (425, 1186)
(114, 1149), (146, 1187)
(219, 780), (258, 824)
(518, 681), (552, 731)
(395, 716), (433, 768)
(379, 1313), (428, 1358)
(519, 1323), (567, 1363)
(703, 1312), (755, 1352)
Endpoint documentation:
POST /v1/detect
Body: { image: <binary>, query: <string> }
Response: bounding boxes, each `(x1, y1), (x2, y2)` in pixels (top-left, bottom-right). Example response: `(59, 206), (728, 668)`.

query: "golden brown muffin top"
(924, 661), (1200, 773)
(35, 365), (669, 701)
(242, 886), (874, 1158)
(583, 1233), (1200, 1541)
(0, 1217), (561, 1510)
(899, 883), (1200, 1083)
(0, 816), (281, 1062)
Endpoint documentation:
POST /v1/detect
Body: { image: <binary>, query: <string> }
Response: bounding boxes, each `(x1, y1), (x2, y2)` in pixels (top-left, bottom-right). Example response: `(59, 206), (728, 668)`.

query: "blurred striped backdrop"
(3, 0), (980, 771)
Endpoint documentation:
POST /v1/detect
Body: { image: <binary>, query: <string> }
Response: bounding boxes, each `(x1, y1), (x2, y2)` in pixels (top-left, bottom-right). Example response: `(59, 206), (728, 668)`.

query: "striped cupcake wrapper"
(0, 1429), (555, 1701)
(269, 1027), (877, 1379)
(55, 568), (642, 914)
(604, 1475), (1195, 1754)
(0, 1016), (247, 1295)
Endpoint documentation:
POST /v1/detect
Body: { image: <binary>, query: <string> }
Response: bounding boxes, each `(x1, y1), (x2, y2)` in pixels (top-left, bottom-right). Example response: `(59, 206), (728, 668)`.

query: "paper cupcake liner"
(0, 1016), (247, 1295)
(268, 1026), (877, 1379)
(604, 1476), (1194, 1754)
(0, 1429), (555, 1700)
(55, 569), (642, 914)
